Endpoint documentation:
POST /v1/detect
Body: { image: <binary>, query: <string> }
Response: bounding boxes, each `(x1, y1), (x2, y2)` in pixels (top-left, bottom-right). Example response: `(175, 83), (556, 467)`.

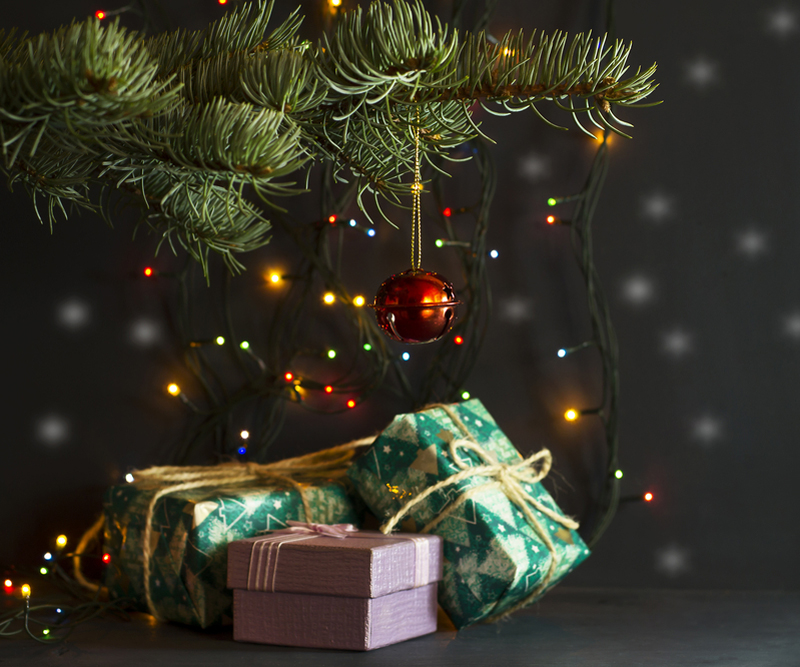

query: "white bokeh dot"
(766, 6), (799, 38)
(498, 296), (534, 323)
(35, 414), (70, 447)
(655, 544), (692, 577)
(684, 56), (719, 89)
(129, 318), (162, 347)
(620, 275), (656, 306)
(691, 414), (724, 446)
(56, 298), (91, 331)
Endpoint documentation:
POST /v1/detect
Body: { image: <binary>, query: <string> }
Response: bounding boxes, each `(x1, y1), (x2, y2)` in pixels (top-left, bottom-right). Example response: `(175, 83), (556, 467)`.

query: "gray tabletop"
(2, 588), (799, 667)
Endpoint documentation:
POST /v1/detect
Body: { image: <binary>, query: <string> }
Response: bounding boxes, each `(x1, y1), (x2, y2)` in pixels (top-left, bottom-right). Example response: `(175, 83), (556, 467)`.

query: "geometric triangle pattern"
(347, 398), (590, 628)
(102, 480), (360, 628)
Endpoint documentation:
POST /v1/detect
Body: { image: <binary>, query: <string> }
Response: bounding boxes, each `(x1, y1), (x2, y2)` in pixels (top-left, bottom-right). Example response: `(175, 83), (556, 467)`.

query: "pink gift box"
(227, 526), (443, 651)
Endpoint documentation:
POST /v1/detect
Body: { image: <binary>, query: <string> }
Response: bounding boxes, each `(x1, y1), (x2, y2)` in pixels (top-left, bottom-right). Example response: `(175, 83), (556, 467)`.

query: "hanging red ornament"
(372, 269), (459, 344)
(371, 109), (460, 344)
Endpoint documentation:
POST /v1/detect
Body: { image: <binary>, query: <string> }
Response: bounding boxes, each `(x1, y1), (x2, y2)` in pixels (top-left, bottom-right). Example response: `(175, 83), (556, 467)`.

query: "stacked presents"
(103, 399), (590, 650)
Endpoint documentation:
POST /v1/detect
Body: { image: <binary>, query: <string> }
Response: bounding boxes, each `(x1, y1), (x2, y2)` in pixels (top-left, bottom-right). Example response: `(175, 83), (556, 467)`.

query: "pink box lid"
(227, 530), (442, 599)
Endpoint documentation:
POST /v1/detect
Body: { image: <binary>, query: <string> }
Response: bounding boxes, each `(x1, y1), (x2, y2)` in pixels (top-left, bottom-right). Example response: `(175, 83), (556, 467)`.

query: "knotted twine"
(75, 437), (373, 619)
(379, 404), (580, 623)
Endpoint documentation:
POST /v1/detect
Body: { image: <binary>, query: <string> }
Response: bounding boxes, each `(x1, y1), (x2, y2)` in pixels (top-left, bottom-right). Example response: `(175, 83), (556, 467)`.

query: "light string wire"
(2, 0), (643, 640)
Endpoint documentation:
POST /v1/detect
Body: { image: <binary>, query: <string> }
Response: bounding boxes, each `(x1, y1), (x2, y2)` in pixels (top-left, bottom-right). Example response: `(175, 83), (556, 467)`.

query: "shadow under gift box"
(227, 531), (443, 650)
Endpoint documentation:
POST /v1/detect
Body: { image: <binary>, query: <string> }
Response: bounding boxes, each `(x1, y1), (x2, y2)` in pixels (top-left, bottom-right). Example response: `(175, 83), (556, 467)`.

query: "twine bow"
(274, 520), (359, 538)
(379, 404), (579, 623)
(130, 437), (373, 620)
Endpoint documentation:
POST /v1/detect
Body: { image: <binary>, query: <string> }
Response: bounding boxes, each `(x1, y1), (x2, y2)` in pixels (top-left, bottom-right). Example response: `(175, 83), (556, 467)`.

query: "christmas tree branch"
(1, 0), (658, 271)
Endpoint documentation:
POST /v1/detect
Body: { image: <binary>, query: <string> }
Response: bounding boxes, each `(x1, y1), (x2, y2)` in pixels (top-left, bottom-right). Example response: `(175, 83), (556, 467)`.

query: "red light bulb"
(284, 372), (294, 382)
(143, 267), (154, 277)
(454, 335), (464, 345)
(644, 492), (653, 502)
(95, 10), (106, 19)
(102, 553), (111, 564)
(324, 386), (333, 394)
(442, 207), (452, 217)
(346, 399), (356, 409)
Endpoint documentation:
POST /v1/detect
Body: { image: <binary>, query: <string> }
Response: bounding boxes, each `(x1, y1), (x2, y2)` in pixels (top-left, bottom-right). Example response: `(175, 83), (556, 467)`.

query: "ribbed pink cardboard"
(227, 531), (442, 597)
(228, 530), (442, 650)
(233, 583), (438, 650)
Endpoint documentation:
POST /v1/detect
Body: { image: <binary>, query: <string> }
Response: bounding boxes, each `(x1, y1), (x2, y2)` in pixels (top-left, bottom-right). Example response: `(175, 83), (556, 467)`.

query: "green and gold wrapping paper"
(347, 399), (590, 628)
(103, 480), (360, 627)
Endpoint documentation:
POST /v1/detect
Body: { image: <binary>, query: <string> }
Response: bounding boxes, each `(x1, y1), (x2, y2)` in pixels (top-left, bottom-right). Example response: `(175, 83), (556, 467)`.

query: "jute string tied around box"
(380, 403), (580, 623)
(74, 437), (374, 620)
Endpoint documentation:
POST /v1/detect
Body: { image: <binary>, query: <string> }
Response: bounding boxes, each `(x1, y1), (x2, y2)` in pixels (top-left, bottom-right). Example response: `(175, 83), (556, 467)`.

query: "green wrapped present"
(104, 475), (360, 628)
(347, 399), (590, 629)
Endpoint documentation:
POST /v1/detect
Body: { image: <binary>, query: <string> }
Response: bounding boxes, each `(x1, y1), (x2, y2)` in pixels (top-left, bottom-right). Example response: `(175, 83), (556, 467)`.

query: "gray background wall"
(1, 0), (798, 590)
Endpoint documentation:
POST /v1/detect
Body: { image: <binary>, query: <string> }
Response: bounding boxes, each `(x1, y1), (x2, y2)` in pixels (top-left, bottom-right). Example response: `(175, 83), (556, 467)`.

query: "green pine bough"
(0, 0), (657, 274)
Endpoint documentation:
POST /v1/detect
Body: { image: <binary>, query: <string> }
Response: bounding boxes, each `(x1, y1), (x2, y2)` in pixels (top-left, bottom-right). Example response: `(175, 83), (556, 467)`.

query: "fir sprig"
(0, 0), (657, 272)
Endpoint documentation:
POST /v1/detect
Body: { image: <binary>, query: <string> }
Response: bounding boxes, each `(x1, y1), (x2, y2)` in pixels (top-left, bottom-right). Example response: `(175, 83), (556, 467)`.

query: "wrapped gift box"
(227, 528), (442, 650)
(346, 399), (590, 628)
(103, 480), (360, 627)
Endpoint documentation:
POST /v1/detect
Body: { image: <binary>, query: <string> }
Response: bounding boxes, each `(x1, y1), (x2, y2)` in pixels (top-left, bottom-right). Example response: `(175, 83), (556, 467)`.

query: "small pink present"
(227, 522), (442, 651)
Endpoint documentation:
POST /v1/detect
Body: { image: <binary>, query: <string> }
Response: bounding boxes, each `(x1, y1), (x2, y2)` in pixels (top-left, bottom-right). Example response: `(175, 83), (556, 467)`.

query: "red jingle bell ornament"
(372, 269), (459, 344)
(370, 110), (460, 344)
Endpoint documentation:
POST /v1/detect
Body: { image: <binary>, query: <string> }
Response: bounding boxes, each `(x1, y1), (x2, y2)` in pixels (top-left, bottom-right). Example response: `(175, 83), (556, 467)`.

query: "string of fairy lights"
(3, 0), (655, 643)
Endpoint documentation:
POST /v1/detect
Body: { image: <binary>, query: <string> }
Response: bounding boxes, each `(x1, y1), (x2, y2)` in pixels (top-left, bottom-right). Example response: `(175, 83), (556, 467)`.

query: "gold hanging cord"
(411, 107), (423, 271)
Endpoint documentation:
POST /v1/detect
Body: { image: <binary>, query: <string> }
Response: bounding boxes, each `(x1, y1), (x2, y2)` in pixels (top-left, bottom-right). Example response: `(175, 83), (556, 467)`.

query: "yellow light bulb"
(269, 272), (281, 284)
(21, 584), (30, 598)
(56, 535), (67, 549)
(331, 0), (342, 6)
(323, 292), (335, 305)
(167, 383), (180, 396)
(353, 295), (365, 307)
(564, 409), (579, 421)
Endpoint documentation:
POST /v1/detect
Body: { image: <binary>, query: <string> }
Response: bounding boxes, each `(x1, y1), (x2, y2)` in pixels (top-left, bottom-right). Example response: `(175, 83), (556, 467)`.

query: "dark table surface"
(2, 588), (799, 667)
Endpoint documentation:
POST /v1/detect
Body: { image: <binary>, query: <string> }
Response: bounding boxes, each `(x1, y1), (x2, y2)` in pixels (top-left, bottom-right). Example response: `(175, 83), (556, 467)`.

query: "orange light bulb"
(644, 492), (653, 502)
